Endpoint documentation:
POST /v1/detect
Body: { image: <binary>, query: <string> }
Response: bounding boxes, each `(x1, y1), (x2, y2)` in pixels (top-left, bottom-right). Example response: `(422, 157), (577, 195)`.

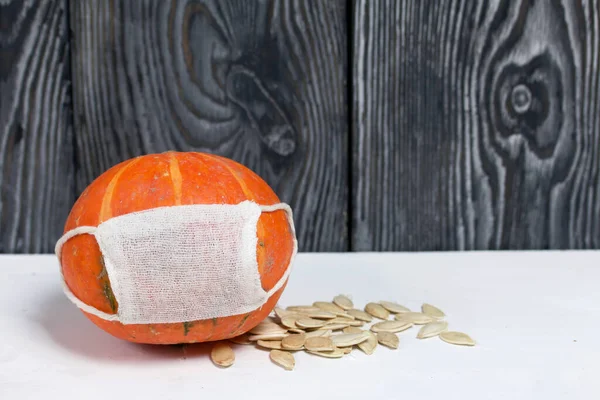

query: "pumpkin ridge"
(201, 154), (256, 201)
(100, 157), (141, 222)
(168, 152), (182, 205)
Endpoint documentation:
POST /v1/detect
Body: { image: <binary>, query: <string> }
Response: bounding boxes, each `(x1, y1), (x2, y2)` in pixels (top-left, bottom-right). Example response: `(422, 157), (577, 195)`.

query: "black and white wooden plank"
(70, 0), (348, 252)
(353, 0), (600, 251)
(0, 0), (74, 253)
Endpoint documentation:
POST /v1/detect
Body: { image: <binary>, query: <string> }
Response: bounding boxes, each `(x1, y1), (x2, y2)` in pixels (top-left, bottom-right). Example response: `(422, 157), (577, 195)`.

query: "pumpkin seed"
(342, 346), (353, 354)
(346, 309), (373, 322)
(288, 328), (305, 334)
(249, 321), (287, 335)
(440, 331), (475, 346)
(330, 313), (356, 321)
(365, 303), (390, 319)
(287, 305), (320, 313)
(343, 326), (363, 334)
(304, 336), (335, 352)
(305, 329), (332, 338)
(377, 332), (399, 349)
(396, 312), (433, 325)
(327, 317), (362, 326)
(333, 294), (354, 310)
(248, 332), (288, 341)
(257, 340), (283, 350)
(306, 348), (345, 358)
(322, 322), (350, 331)
(380, 301), (411, 314)
(270, 350), (295, 370)
(282, 333), (305, 350)
(332, 332), (370, 347)
(210, 343), (235, 367)
(313, 301), (347, 316)
(422, 303), (446, 319)
(274, 307), (292, 320)
(329, 316), (359, 325)
(281, 316), (300, 329)
(417, 321), (448, 339)
(371, 320), (413, 333)
(296, 317), (327, 329)
(357, 331), (377, 355)
(306, 310), (337, 319)
(228, 334), (252, 345)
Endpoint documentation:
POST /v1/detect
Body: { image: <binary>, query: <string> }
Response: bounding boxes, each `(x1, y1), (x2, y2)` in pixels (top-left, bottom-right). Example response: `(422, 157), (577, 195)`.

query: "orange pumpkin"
(59, 151), (295, 344)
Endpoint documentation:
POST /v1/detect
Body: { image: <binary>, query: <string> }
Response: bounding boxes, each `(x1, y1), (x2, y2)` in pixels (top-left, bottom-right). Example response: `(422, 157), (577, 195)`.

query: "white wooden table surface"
(0, 252), (598, 400)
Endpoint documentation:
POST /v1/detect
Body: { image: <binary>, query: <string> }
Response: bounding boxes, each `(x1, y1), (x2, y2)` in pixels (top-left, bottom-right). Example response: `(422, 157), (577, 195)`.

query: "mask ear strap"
(259, 203), (298, 298)
(55, 226), (98, 258)
(55, 226), (121, 322)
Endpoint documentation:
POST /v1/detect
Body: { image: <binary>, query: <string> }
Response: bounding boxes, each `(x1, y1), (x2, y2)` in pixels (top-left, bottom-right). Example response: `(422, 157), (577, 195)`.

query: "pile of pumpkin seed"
(210, 295), (475, 370)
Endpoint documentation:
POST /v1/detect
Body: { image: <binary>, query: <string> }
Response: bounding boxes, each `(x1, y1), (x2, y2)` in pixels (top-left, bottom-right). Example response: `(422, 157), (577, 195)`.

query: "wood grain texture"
(0, 0), (74, 253)
(70, 0), (348, 252)
(353, 0), (600, 251)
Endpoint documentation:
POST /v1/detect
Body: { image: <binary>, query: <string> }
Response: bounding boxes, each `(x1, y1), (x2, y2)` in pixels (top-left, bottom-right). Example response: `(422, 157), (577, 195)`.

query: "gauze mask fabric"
(55, 200), (297, 325)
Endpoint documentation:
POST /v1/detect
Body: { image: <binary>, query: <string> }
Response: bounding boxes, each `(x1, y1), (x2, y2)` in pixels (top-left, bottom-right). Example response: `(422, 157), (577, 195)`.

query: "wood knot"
(510, 84), (532, 114)
(491, 53), (562, 157)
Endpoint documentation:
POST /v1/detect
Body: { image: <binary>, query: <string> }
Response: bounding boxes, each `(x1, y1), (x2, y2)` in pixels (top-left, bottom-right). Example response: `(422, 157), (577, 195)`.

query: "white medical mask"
(55, 200), (297, 325)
